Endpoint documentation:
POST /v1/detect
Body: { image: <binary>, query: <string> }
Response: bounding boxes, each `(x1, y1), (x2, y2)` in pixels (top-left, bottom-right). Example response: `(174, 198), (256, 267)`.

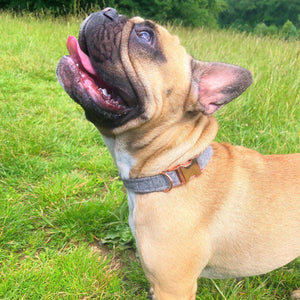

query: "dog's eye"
(136, 30), (153, 44)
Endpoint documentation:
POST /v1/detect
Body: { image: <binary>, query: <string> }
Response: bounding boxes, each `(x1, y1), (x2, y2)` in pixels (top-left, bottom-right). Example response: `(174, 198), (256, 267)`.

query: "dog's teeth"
(102, 88), (108, 96)
(97, 87), (113, 100)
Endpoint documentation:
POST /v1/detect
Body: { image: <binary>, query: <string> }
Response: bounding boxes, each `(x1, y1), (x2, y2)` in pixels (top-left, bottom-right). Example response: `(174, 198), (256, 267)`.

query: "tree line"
(220, 0), (299, 39)
(1, 0), (299, 38)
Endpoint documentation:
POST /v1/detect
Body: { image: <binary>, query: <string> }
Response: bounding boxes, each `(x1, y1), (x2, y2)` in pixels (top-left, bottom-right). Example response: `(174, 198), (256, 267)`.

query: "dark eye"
(136, 30), (153, 44)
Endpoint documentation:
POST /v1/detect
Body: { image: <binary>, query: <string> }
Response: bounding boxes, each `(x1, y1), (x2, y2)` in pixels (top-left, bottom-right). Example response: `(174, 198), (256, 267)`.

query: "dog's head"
(57, 8), (252, 136)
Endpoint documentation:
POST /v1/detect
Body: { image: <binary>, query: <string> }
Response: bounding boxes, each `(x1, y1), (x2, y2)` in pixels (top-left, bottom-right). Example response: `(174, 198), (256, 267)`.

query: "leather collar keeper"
(121, 146), (213, 194)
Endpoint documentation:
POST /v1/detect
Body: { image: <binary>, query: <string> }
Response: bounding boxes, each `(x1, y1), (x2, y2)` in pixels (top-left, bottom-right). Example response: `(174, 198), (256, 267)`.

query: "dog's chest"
(101, 135), (137, 236)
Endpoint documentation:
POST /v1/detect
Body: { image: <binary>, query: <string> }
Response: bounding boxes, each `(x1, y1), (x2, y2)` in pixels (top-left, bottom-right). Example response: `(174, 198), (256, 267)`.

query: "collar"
(120, 145), (213, 194)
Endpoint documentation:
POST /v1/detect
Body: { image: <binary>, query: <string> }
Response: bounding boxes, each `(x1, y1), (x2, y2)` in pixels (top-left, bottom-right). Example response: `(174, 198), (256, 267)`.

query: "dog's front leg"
(137, 235), (209, 300)
(135, 195), (210, 300)
(148, 282), (197, 300)
(149, 281), (198, 300)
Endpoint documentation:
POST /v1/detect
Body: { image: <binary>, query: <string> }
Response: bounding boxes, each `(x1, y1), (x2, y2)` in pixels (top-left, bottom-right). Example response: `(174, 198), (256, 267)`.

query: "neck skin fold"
(102, 114), (218, 179)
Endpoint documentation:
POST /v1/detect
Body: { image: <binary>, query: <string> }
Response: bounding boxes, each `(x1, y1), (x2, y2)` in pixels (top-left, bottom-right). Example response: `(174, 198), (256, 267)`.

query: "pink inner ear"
(199, 69), (236, 114)
(196, 62), (253, 115)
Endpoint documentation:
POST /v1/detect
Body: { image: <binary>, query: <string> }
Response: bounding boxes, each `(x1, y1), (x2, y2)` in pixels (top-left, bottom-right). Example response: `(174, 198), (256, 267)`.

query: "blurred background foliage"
(0, 0), (299, 38)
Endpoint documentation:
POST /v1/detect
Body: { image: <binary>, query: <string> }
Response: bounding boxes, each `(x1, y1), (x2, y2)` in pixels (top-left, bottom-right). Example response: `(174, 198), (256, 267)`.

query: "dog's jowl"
(57, 8), (300, 300)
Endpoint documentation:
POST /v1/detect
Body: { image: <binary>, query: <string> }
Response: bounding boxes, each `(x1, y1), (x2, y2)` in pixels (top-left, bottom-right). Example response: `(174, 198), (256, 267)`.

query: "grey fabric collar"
(121, 146), (213, 194)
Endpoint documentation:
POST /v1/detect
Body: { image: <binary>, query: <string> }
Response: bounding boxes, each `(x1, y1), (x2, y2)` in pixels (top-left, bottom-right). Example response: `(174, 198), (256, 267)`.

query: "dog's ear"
(191, 60), (252, 115)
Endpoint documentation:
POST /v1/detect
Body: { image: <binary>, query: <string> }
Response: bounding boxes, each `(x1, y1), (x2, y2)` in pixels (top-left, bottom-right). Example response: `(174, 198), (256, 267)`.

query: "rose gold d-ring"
(160, 172), (174, 192)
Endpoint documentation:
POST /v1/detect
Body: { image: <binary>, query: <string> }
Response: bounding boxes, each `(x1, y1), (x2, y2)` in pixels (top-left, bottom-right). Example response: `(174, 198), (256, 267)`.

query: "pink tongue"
(66, 35), (98, 76)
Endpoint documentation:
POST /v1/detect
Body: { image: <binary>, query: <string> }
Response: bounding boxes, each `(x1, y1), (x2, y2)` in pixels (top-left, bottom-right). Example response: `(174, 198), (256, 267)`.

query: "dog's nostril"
(103, 7), (118, 21)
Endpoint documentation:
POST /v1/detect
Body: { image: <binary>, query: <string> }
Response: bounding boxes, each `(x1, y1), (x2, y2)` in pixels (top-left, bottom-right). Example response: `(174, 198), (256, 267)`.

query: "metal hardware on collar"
(120, 145), (213, 194)
(160, 172), (174, 192)
(175, 158), (202, 184)
(161, 158), (202, 192)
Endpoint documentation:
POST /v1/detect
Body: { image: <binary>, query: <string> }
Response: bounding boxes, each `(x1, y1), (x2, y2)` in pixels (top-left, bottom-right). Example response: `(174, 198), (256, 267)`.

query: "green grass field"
(0, 12), (299, 299)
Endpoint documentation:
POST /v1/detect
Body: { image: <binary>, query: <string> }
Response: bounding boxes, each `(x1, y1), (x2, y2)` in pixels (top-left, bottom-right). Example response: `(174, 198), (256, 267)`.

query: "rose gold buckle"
(160, 158), (202, 193)
(176, 158), (202, 184)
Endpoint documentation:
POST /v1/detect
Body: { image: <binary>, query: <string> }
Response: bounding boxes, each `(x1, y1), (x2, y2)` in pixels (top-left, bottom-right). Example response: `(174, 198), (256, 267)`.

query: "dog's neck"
(102, 115), (218, 179)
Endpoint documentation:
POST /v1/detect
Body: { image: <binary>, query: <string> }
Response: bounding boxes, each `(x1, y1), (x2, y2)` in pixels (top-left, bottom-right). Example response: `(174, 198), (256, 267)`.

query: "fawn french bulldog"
(57, 8), (300, 299)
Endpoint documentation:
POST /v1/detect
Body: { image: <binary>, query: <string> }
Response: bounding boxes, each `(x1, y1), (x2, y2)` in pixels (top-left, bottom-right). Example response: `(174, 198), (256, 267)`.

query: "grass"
(0, 12), (299, 299)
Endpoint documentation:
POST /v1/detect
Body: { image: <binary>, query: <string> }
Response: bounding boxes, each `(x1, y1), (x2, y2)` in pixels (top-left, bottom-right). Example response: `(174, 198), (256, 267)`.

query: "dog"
(56, 7), (300, 300)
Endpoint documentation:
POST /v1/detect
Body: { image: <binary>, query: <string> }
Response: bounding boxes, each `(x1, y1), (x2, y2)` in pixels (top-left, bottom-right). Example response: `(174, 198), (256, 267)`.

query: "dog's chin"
(56, 36), (140, 129)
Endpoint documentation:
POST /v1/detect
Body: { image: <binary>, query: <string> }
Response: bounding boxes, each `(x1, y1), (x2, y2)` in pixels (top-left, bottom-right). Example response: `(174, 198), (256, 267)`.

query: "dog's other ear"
(191, 60), (252, 115)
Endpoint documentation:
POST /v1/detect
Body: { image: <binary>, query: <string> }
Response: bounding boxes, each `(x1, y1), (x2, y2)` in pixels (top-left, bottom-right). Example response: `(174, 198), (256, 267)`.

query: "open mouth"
(64, 35), (131, 116)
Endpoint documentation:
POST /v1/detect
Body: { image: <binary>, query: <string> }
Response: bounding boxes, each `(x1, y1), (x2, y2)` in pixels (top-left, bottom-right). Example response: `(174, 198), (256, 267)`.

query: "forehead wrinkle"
(129, 18), (158, 31)
(129, 16), (144, 24)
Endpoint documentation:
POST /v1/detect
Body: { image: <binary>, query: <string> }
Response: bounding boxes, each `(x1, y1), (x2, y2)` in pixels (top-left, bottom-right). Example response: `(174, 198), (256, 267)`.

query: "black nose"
(103, 7), (119, 21)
